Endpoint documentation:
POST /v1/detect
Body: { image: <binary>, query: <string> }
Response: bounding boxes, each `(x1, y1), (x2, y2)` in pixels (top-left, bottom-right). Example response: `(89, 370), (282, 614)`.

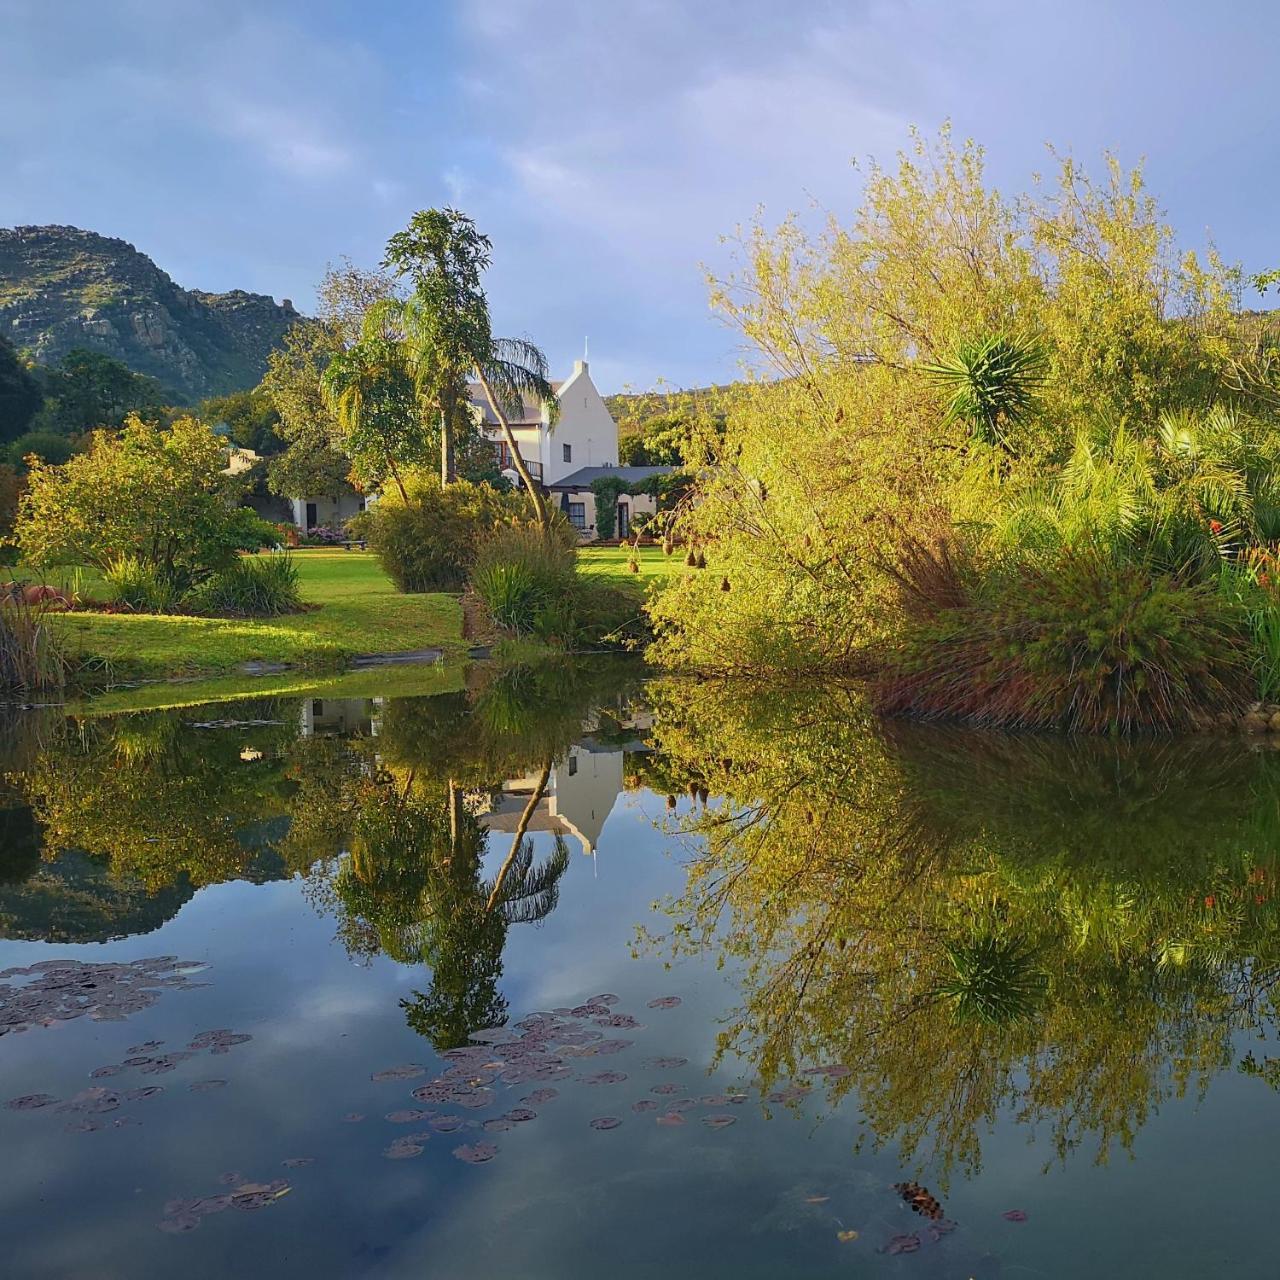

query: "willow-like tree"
(383, 208), (559, 527)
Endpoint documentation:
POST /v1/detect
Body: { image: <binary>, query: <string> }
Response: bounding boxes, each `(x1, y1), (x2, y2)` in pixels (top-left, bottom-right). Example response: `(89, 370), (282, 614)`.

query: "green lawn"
(43, 550), (465, 680)
(577, 544), (685, 583)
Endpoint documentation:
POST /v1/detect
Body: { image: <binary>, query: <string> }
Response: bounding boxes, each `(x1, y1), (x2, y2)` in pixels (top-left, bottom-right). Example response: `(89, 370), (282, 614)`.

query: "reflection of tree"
(642, 679), (1280, 1183)
(8, 702), (299, 891)
(333, 767), (568, 1051)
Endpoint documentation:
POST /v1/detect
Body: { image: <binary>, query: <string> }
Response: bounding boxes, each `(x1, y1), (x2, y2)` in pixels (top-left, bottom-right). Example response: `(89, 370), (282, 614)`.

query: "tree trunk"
(386, 456), (409, 504)
(485, 759), (551, 915)
(476, 372), (548, 530)
(439, 406), (456, 486)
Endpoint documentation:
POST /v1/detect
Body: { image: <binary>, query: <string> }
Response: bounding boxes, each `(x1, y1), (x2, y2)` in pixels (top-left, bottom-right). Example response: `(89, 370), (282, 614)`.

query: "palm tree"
(384, 209), (560, 526)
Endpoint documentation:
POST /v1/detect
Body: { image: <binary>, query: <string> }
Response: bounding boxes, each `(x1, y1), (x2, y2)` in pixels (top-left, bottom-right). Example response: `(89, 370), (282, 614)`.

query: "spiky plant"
(934, 932), (1046, 1026)
(923, 334), (1046, 453)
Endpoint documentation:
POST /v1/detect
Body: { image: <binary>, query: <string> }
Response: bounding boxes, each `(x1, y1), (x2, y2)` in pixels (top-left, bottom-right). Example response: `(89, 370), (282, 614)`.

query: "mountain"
(0, 225), (303, 403)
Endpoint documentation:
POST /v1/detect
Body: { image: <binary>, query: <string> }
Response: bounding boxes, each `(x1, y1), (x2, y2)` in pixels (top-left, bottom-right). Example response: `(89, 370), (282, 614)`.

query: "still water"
(2, 660), (1279, 1278)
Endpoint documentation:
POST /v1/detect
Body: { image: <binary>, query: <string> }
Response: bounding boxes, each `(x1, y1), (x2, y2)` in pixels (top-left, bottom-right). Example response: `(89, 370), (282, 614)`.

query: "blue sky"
(2, 0), (1278, 392)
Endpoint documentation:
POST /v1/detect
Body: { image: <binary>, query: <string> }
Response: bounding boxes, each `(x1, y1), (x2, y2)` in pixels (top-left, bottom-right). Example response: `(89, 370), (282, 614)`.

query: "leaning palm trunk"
(485, 759), (552, 913)
(476, 371), (548, 530)
(439, 393), (457, 486)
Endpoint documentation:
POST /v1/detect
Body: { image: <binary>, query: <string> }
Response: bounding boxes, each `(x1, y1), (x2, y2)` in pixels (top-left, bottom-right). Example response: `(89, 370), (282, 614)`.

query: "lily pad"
(370, 1064), (425, 1083)
(581, 1070), (627, 1086)
(656, 1111), (685, 1126)
(702, 1114), (736, 1129)
(647, 996), (681, 1009)
(589, 1116), (622, 1130)
(6, 1093), (58, 1111)
(452, 1141), (499, 1165)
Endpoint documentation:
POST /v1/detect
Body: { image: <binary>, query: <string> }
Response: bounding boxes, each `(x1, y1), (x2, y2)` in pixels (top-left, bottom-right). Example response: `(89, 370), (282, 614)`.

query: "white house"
(468, 358), (619, 487)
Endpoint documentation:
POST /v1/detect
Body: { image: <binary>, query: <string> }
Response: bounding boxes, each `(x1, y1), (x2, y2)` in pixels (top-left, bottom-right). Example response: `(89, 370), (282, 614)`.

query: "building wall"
(290, 492), (366, 530)
(540, 361), (618, 485)
(556, 487), (661, 540)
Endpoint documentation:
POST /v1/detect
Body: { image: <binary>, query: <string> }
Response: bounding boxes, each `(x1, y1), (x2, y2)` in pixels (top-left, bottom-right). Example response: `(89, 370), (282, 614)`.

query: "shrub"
(15, 414), (254, 595)
(102, 555), (178, 613)
(0, 596), (66, 690)
(302, 524), (346, 546)
(471, 526), (576, 635)
(227, 507), (284, 552)
(874, 547), (1251, 732)
(362, 478), (533, 592)
(195, 553), (301, 617)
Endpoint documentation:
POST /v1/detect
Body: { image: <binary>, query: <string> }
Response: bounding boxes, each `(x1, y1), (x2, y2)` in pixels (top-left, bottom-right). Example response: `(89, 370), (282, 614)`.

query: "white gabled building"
(468, 358), (618, 487)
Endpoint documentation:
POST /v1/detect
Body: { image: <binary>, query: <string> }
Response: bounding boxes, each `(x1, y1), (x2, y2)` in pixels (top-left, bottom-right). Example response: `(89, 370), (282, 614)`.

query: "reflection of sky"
(1, 731), (1279, 1277)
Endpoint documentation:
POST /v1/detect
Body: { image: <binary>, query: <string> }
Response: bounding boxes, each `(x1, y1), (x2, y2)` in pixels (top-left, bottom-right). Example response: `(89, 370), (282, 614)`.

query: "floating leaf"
(281, 1157), (315, 1168)
(522, 1088), (558, 1105)
(631, 1099), (658, 1113)
(702, 1114), (736, 1129)
(452, 1142), (498, 1165)
(1002, 1209), (1028, 1223)
(589, 1116), (621, 1130)
(836, 1230), (859, 1243)
(581, 1070), (627, 1086)
(188, 1080), (228, 1093)
(383, 1141), (425, 1160)
(370, 1064), (425, 1083)
(341, 1113), (365, 1124)
(503, 1108), (536, 1123)
(805, 1196), (830, 1204)
(650, 1083), (683, 1096)
(6, 1093), (57, 1111)
(642, 1057), (687, 1070)
(880, 1234), (920, 1256)
(647, 997), (681, 1009)
(656, 1112), (685, 1127)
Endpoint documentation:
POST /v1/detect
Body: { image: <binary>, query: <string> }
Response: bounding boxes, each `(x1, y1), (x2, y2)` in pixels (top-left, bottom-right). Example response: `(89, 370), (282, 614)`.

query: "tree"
(15, 414), (250, 592)
(262, 322), (352, 499)
(39, 349), (165, 432)
(319, 323), (427, 502)
(199, 388), (282, 453)
(0, 335), (42, 444)
(383, 209), (560, 524)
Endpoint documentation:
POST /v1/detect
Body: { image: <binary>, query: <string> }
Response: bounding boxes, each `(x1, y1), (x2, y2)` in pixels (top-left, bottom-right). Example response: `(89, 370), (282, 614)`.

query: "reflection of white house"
(480, 744), (624, 854)
(299, 697), (382, 737)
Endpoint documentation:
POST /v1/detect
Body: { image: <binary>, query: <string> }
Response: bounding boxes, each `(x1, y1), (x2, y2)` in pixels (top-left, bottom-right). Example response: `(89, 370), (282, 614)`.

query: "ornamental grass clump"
(0, 596), (67, 691)
(874, 542), (1251, 733)
(195, 553), (301, 617)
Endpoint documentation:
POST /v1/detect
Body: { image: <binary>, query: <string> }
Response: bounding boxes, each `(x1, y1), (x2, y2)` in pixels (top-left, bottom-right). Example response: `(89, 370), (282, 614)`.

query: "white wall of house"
(557, 488), (661, 539)
(290, 492), (366, 530)
(539, 361), (618, 485)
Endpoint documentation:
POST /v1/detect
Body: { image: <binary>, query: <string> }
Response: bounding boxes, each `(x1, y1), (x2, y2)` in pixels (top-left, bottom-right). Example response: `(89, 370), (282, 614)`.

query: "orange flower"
(1204, 895), (1216, 908)
(1209, 520), (1223, 534)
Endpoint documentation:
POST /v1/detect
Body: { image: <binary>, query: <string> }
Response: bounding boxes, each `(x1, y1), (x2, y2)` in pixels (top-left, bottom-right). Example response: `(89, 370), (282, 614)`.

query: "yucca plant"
(0, 595), (67, 691)
(923, 334), (1046, 453)
(934, 931), (1046, 1027)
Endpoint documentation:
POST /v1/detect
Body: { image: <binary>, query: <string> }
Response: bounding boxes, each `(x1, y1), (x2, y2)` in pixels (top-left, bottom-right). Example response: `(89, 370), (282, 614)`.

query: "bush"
(362, 478), (533, 592)
(195, 553), (302, 617)
(0, 596), (66, 690)
(227, 507), (284, 552)
(15, 414), (255, 595)
(874, 546), (1251, 732)
(102, 555), (178, 613)
(471, 526), (577, 635)
(302, 524), (346, 547)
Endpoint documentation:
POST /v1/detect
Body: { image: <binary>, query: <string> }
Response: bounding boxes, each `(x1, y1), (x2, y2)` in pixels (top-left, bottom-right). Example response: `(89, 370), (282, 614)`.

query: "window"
(568, 502), (586, 530)
(567, 754), (578, 777)
(563, 443), (572, 463)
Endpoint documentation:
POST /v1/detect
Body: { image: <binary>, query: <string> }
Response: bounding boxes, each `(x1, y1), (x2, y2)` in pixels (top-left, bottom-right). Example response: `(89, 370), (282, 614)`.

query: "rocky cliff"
(0, 225), (302, 403)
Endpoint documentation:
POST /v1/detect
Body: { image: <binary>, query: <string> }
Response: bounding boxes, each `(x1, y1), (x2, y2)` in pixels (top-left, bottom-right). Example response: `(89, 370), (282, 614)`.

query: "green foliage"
(934, 933), (1047, 1026)
(876, 545), (1251, 732)
(36, 349), (165, 432)
(360, 476), (532, 592)
(194, 552), (301, 616)
(199, 388), (282, 453)
(7, 430), (77, 469)
(589, 475), (631, 540)
(102, 554), (178, 612)
(471, 526), (577, 635)
(15, 414), (249, 595)
(922, 334), (1045, 453)
(0, 333), (42, 444)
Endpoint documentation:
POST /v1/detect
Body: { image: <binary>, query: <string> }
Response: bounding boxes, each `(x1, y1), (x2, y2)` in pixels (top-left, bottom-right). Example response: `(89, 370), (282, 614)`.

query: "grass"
(23, 550), (465, 681)
(576, 544), (685, 583)
(67, 658), (466, 718)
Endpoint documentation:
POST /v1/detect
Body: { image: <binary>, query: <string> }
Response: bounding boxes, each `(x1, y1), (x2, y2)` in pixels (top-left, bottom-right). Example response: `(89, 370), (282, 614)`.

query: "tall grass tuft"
(102, 555), (177, 613)
(471, 526), (576, 636)
(196, 553), (301, 617)
(875, 544), (1251, 733)
(0, 595), (67, 691)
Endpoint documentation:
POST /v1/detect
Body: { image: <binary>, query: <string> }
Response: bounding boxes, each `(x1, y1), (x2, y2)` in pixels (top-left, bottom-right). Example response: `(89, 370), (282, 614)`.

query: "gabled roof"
(547, 464), (675, 490)
(466, 380), (563, 427)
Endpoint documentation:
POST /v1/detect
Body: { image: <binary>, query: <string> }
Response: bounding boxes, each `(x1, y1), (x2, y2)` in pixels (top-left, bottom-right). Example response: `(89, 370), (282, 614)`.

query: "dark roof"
(547, 465), (676, 490)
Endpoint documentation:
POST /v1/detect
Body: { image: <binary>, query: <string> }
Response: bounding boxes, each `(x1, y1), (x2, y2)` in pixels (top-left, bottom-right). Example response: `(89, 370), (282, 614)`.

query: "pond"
(2, 659), (1279, 1278)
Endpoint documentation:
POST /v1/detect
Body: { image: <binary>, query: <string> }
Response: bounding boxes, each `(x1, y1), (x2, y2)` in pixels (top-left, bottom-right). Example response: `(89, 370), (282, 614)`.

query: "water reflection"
(641, 679), (1280, 1181)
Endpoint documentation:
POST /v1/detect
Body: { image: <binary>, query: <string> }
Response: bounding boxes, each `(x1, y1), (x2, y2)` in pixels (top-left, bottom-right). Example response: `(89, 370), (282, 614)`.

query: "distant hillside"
(0, 226), (303, 403)
(605, 385), (737, 437)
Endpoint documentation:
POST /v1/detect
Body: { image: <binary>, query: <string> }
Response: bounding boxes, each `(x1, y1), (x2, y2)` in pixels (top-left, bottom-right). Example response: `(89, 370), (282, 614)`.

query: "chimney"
(574, 359), (588, 375)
